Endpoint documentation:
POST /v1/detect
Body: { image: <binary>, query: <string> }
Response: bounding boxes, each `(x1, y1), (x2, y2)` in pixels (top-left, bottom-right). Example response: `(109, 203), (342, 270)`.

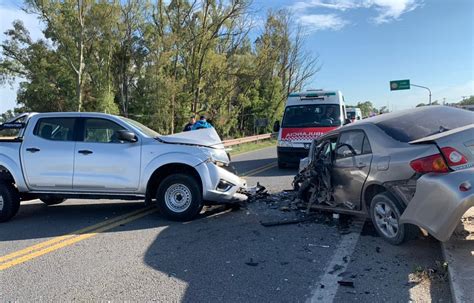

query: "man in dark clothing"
(183, 115), (196, 132)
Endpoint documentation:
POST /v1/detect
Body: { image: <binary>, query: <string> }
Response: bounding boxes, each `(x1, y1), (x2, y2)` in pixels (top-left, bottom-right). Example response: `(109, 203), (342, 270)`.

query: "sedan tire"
(156, 174), (203, 221)
(0, 182), (21, 222)
(370, 192), (418, 245)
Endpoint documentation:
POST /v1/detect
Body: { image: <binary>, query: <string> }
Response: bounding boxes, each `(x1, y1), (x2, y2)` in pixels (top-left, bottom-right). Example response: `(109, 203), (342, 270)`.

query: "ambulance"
(346, 107), (363, 122)
(274, 90), (347, 168)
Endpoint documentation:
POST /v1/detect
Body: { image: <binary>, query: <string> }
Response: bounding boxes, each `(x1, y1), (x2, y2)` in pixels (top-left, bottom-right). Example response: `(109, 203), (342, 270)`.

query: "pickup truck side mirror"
(273, 121), (280, 132)
(116, 130), (137, 143)
(343, 118), (352, 125)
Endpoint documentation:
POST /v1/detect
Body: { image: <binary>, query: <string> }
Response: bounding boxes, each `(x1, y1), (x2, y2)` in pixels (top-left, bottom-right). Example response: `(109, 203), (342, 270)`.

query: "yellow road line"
(0, 206), (151, 264)
(0, 207), (157, 271)
(241, 161), (277, 177)
(1, 160), (278, 270)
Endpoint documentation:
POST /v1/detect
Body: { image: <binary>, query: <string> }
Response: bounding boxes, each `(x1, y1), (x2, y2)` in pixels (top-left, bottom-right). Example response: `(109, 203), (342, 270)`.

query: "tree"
(459, 96), (474, 105)
(355, 101), (376, 117)
(1, 1), (320, 137)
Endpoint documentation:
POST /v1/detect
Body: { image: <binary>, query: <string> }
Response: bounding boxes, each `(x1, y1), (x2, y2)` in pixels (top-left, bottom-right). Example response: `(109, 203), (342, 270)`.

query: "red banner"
(281, 127), (337, 141)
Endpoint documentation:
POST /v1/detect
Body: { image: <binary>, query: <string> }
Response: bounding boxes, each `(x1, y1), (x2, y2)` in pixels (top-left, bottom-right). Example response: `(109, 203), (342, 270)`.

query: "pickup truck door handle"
(26, 147), (40, 153)
(356, 162), (366, 169)
(78, 150), (93, 155)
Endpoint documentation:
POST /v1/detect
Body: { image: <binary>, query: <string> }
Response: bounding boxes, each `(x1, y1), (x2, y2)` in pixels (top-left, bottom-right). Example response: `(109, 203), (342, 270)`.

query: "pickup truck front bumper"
(197, 161), (248, 204)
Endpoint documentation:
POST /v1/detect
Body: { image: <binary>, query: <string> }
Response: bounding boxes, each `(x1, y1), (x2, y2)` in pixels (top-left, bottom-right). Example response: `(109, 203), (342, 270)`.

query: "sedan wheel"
(370, 192), (418, 245)
(373, 202), (399, 238)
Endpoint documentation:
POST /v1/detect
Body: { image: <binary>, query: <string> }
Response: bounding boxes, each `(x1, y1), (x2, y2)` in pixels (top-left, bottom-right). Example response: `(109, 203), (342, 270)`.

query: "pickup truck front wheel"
(40, 197), (66, 206)
(0, 182), (21, 222)
(156, 174), (203, 221)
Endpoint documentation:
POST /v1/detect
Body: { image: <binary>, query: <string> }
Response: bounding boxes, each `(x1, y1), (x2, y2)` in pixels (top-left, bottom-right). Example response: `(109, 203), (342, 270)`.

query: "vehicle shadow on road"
(142, 205), (341, 302)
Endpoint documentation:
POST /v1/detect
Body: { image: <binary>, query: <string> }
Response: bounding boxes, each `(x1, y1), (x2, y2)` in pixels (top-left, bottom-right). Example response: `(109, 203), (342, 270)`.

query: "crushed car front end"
(158, 128), (249, 204)
(196, 159), (248, 203)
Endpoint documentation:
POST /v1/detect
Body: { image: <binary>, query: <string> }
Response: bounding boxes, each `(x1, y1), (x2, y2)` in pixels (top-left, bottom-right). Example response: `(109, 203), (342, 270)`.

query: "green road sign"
(390, 79), (410, 91)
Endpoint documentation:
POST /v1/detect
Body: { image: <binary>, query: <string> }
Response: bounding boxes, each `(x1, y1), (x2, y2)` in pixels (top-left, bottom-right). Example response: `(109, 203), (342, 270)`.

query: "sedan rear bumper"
(400, 168), (474, 242)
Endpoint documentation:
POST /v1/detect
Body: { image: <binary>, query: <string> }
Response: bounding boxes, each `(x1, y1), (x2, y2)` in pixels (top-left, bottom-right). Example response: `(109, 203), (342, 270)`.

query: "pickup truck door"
(21, 117), (76, 190)
(332, 130), (373, 210)
(72, 118), (141, 192)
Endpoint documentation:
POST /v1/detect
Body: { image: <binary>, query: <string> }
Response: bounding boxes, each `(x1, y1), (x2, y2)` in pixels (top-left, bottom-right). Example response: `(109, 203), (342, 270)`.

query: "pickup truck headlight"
(278, 140), (293, 147)
(202, 148), (230, 166)
(216, 179), (235, 192)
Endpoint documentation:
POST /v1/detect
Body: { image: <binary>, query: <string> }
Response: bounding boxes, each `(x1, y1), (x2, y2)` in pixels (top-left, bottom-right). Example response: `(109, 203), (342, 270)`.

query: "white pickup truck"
(0, 112), (247, 222)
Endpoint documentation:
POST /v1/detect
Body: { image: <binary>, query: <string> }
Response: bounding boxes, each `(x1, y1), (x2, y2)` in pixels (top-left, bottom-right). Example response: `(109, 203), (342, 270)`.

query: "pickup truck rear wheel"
(0, 182), (21, 222)
(40, 197), (66, 206)
(156, 174), (203, 221)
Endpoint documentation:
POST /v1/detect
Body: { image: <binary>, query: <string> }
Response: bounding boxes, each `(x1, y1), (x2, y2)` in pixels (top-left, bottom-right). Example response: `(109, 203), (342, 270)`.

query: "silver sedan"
(296, 106), (474, 244)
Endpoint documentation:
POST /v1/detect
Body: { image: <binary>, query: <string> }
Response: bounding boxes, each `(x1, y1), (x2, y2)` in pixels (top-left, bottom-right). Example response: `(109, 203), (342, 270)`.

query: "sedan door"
(72, 118), (141, 192)
(331, 130), (373, 210)
(21, 117), (77, 190)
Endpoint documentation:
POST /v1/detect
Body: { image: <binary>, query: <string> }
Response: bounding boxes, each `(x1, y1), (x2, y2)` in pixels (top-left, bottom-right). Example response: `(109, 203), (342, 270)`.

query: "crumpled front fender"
(400, 168), (474, 242)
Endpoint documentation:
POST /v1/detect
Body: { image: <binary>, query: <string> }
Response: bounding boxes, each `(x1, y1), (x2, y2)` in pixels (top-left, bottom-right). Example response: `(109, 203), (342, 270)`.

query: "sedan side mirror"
(273, 121), (280, 132)
(116, 130), (138, 143)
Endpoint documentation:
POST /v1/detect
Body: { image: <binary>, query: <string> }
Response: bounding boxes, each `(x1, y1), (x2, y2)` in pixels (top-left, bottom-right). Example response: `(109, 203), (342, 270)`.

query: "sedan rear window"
(375, 107), (474, 142)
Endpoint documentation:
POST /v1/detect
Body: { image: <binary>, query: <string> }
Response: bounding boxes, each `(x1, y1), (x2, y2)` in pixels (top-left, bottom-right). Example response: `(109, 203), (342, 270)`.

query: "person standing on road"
(191, 115), (213, 130)
(183, 115), (196, 132)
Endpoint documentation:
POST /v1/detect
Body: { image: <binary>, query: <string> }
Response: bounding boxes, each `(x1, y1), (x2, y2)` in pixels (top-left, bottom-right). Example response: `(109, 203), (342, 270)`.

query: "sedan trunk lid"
(410, 124), (474, 170)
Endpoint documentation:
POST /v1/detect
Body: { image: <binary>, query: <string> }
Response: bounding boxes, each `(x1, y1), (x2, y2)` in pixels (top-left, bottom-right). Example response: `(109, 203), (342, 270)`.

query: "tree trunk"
(76, 0), (85, 112)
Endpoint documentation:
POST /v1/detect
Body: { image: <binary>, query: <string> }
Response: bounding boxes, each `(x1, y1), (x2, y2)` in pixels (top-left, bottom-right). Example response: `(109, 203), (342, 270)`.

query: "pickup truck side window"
(83, 118), (126, 143)
(34, 118), (75, 141)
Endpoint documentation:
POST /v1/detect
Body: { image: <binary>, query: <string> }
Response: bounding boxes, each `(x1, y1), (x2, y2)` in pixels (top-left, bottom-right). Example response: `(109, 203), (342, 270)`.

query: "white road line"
(308, 219), (365, 303)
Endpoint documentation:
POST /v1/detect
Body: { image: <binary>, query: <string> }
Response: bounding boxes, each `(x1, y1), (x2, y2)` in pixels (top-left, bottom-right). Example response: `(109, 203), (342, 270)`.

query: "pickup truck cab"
(0, 112), (247, 222)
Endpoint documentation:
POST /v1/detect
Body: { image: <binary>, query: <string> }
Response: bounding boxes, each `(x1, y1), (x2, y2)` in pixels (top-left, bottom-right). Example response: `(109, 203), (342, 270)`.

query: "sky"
(0, 0), (473, 113)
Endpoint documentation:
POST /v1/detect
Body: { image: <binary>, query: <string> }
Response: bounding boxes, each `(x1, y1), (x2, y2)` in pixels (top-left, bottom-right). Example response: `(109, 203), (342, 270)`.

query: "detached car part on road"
(294, 106), (474, 244)
(0, 113), (247, 222)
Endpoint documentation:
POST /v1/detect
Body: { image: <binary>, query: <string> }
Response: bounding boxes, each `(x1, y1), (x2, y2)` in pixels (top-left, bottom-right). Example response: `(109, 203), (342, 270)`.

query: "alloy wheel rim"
(164, 183), (192, 213)
(374, 201), (399, 238)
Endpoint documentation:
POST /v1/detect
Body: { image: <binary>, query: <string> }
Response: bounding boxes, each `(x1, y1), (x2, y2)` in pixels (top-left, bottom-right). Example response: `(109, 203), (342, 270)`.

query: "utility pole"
(389, 80), (432, 105)
(411, 84), (432, 105)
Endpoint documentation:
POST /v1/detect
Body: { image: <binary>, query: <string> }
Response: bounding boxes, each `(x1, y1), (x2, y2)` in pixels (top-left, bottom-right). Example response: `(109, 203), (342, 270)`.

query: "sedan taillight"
(410, 153), (449, 173)
(440, 147), (468, 167)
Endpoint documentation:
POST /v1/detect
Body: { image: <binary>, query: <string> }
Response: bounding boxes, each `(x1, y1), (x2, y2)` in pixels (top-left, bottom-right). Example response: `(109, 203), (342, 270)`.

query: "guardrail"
(222, 133), (273, 147)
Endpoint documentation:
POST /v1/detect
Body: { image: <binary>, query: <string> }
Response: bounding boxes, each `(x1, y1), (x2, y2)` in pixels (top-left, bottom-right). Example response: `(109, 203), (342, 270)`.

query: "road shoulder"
(442, 207), (474, 303)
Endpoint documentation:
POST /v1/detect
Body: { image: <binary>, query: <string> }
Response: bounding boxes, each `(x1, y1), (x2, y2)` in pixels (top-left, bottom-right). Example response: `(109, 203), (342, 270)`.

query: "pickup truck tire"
(156, 174), (203, 221)
(40, 197), (66, 206)
(370, 192), (419, 245)
(0, 182), (21, 222)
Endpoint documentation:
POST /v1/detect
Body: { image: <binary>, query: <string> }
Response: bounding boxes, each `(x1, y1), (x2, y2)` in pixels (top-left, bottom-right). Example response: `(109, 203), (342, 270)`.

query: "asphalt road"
(0, 146), (451, 302)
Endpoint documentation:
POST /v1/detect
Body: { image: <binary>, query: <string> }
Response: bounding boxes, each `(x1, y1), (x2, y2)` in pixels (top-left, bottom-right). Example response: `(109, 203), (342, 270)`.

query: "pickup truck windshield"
(121, 117), (160, 138)
(282, 104), (341, 128)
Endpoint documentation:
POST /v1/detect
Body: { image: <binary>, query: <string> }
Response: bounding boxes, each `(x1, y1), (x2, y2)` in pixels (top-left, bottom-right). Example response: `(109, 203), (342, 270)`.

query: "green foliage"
(459, 96), (474, 105)
(0, 1), (319, 137)
(355, 101), (377, 117)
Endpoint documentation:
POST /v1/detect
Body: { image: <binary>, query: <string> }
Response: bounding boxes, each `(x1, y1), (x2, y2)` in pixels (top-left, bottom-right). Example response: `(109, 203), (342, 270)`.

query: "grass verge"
(228, 139), (276, 156)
